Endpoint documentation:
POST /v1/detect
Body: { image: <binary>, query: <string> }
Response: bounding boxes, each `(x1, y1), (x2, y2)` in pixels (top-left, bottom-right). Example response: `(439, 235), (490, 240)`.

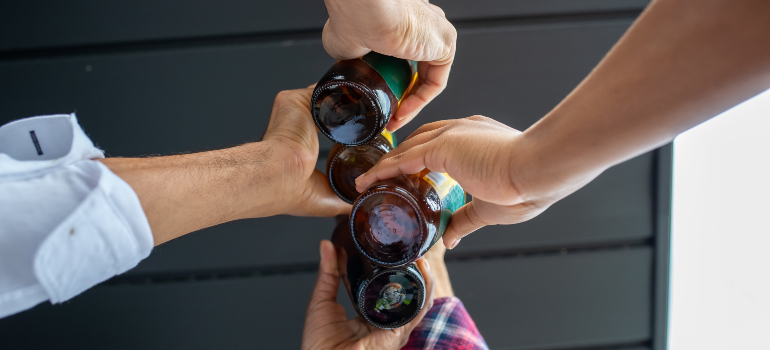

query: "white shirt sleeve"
(0, 114), (153, 318)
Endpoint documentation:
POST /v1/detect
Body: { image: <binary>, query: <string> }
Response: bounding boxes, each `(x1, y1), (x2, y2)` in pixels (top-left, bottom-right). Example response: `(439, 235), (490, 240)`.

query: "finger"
(400, 119), (454, 143)
(363, 126), (445, 181)
(266, 87), (316, 134)
(399, 4), (456, 64)
(375, 127), (441, 167)
(309, 240), (341, 305)
(402, 258), (435, 334)
(442, 201), (489, 249)
(466, 114), (518, 131)
(296, 170), (353, 217)
(428, 4), (446, 18)
(355, 144), (436, 192)
(356, 258), (435, 350)
(305, 84), (322, 133)
(322, 19), (371, 60)
(388, 62), (452, 131)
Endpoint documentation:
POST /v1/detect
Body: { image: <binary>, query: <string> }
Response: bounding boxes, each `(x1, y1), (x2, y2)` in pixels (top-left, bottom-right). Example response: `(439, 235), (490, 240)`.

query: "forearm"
(426, 256), (454, 299)
(423, 245), (454, 299)
(519, 0), (770, 192)
(100, 141), (286, 245)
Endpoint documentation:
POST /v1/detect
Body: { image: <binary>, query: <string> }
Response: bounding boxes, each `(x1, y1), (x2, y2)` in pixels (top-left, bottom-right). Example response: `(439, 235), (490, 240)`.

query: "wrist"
(514, 110), (607, 207)
(430, 261), (454, 299)
(504, 130), (541, 204)
(228, 140), (294, 220)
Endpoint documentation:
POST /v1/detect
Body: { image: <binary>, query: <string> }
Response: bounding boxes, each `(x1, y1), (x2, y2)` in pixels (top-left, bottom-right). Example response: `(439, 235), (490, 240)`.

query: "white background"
(669, 89), (770, 349)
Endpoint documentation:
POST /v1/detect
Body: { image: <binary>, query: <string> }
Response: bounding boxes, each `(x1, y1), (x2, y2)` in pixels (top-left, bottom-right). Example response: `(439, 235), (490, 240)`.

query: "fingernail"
(355, 175), (363, 184)
(449, 239), (461, 250)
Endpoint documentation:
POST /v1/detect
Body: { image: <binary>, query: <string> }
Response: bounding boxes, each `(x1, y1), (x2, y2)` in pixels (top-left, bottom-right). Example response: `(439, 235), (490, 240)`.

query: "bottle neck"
(357, 264), (426, 329)
(326, 136), (393, 204)
(351, 179), (429, 267)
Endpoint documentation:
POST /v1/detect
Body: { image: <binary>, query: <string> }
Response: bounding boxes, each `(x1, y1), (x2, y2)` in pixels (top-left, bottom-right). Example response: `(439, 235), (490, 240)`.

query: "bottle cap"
(351, 189), (424, 267)
(358, 266), (425, 329)
(312, 80), (383, 146)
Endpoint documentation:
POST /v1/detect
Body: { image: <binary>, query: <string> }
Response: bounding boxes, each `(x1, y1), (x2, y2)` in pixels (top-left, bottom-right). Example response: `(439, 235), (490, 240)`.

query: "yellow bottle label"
(380, 129), (396, 147)
(423, 172), (458, 199)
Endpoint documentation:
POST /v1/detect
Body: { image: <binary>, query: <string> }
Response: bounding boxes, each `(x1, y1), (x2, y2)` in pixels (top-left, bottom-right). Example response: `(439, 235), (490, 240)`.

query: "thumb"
(295, 170), (352, 217)
(309, 240), (341, 304)
(322, 19), (371, 60)
(442, 201), (488, 250)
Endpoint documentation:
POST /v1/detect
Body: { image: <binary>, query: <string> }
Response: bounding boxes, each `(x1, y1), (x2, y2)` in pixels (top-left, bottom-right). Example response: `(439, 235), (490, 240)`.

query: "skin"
(96, 1), (458, 347)
(422, 241), (454, 299)
(355, 0), (770, 249)
(302, 2), (456, 345)
(101, 86), (455, 349)
(101, 87), (350, 245)
(301, 240), (436, 350)
(322, 0), (457, 131)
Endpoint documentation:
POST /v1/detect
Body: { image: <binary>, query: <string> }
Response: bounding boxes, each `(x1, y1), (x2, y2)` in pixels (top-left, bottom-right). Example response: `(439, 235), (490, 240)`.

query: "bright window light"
(669, 88), (770, 349)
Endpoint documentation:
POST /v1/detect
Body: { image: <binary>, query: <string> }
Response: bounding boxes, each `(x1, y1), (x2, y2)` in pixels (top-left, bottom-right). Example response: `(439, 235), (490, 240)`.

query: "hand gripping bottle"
(351, 171), (466, 267)
(312, 52), (416, 146)
(325, 130), (396, 204)
(331, 216), (426, 329)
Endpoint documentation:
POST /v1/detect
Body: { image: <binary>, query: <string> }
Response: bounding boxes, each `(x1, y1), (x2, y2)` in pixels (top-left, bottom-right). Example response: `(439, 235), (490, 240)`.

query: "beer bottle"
(331, 216), (426, 329)
(312, 52), (417, 146)
(350, 171), (465, 267)
(325, 130), (396, 204)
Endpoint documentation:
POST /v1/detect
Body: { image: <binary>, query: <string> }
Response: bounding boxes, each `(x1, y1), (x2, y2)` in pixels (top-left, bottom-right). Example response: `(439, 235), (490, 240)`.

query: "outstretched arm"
(355, 0), (770, 248)
(102, 87), (350, 245)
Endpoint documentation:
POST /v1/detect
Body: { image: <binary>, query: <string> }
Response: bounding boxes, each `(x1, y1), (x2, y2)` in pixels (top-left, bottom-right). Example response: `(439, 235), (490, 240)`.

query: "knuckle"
(467, 114), (489, 122)
(429, 4), (447, 18)
(467, 203), (492, 227)
(274, 90), (292, 104)
(272, 91), (294, 111)
(390, 152), (406, 162)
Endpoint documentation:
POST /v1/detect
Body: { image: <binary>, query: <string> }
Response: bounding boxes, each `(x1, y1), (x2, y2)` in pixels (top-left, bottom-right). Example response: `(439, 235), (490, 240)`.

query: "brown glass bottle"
(331, 216), (426, 329)
(350, 170), (466, 267)
(312, 52), (416, 146)
(326, 130), (396, 204)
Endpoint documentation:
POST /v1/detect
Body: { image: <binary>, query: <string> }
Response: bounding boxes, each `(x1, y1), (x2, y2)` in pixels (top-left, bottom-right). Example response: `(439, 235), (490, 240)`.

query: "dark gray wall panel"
(0, 20), (651, 275)
(0, 248), (651, 350)
(436, 0), (649, 21)
(399, 20), (633, 132)
(0, 0), (329, 52)
(0, 39), (337, 155)
(130, 215), (333, 275)
(0, 1), (648, 52)
(452, 247), (652, 349)
(0, 272), (320, 350)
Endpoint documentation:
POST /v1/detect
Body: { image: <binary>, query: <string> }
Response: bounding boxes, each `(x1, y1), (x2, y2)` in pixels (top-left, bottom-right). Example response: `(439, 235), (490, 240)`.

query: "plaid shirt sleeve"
(402, 297), (489, 350)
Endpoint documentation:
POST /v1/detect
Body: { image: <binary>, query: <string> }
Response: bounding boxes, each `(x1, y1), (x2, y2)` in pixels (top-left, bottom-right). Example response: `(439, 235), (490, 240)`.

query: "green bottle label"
(422, 172), (466, 247)
(361, 52), (417, 100)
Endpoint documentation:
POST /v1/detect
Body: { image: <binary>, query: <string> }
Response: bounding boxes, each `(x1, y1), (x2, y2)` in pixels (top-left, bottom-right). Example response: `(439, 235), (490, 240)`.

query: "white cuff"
(0, 113), (154, 317)
(33, 161), (153, 303)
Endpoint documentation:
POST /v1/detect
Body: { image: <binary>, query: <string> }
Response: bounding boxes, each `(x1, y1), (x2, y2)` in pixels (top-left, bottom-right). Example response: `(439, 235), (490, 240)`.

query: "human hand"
(259, 87), (351, 217)
(322, 0), (457, 131)
(422, 242), (454, 300)
(302, 240), (435, 350)
(354, 116), (601, 249)
(101, 86), (350, 244)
